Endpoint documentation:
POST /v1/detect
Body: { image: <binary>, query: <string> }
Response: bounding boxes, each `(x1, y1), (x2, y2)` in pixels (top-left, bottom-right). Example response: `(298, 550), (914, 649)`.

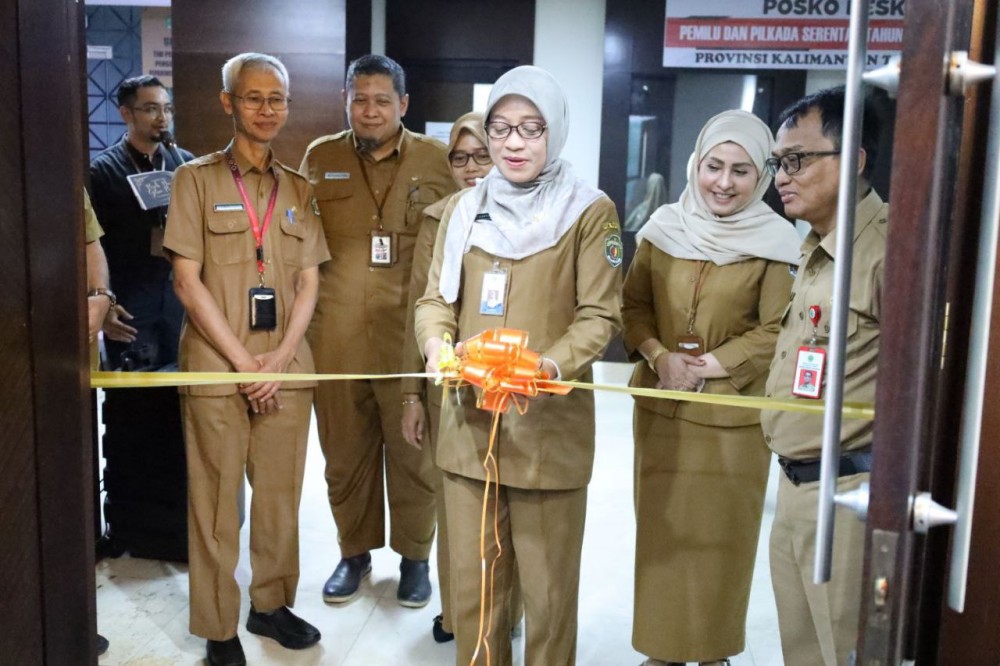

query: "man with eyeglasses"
(299, 54), (455, 610)
(89, 75), (194, 371)
(761, 86), (888, 666)
(163, 52), (328, 666)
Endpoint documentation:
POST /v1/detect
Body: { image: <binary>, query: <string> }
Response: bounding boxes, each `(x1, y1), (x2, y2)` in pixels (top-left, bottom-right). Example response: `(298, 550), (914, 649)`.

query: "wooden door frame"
(0, 1), (96, 662)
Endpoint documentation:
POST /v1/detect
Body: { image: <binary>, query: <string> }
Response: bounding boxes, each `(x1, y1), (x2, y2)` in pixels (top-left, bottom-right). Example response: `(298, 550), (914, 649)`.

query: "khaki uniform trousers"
(182, 389), (312, 641)
(315, 377), (436, 559)
(443, 471), (586, 666)
(770, 471), (867, 666)
(427, 400), (522, 635)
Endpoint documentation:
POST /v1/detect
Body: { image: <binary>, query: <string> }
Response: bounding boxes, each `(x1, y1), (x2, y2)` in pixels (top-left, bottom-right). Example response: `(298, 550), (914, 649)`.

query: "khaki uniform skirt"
(632, 405), (771, 662)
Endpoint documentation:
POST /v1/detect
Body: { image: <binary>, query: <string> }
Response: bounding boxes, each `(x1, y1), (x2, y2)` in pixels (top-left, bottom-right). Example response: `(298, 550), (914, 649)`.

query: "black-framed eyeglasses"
(228, 93), (291, 111)
(765, 151), (841, 176)
(132, 104), (175, 117)
(449, 150), (492, 167)
(485, 121), (547, 141)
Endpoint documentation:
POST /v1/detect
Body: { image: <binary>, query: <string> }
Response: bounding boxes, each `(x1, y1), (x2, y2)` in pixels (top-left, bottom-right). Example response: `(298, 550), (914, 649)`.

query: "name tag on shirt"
(213, 203), (245, 213)
(480, 268), (508, 316)
(324, 172), (350, 180)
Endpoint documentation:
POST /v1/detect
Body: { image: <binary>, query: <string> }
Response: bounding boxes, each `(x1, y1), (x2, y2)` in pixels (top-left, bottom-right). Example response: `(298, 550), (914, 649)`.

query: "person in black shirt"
(89, 75), (194, 370)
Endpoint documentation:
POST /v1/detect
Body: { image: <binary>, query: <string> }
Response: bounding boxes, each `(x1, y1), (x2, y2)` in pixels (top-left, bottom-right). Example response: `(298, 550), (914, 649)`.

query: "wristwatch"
(87, 287), (117, 307)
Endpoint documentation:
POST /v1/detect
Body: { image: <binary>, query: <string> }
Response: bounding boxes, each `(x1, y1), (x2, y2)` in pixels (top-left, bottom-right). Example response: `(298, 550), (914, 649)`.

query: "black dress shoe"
(206, 636), (246, 666)
(246, 606), (321, 650)
(397, 556), (431, 608)
(322, 552), (372, 603)
(96, 633), (109, 656)
(432, 614), (455, 643)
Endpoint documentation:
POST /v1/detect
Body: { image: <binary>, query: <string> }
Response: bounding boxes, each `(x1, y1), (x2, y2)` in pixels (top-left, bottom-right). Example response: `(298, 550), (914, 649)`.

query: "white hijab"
(636, 109), (800, 266)
(438, 66), (604, 303)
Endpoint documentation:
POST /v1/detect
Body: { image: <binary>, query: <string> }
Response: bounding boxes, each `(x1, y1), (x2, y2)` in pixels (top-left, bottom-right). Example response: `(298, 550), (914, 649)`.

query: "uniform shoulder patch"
(604, 232), (623, 268)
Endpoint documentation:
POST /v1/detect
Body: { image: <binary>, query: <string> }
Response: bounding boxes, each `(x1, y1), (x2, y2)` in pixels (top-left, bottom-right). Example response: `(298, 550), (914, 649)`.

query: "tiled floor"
(95, 363), (784, 665)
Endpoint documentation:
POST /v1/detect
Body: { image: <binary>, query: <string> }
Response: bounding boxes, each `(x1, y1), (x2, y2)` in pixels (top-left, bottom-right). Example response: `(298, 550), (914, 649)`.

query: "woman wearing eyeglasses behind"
(622, 110), (800, 666)
(415, 66), (622, 665)
(401, 112), (524, 645)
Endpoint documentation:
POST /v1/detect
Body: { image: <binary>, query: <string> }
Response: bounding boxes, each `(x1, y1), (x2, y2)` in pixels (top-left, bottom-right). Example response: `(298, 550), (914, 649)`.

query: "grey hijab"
(438, 66), (603, 303)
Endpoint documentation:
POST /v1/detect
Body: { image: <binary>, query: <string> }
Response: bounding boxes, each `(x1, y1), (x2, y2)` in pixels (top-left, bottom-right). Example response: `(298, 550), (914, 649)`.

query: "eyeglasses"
(485, 121), (547, 141)
(132, 104), (175, 117)
(449, 150), (492, 167)
(765, 150), (840, 176)
(228, 93), (291, 111)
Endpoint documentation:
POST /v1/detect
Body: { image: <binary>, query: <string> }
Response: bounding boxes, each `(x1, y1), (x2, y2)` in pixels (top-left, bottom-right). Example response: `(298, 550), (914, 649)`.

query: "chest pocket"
(279, 213), (309, 267)
(403, 185), (441, 231)
(314, 178), (354, 205)
(206, 214), (252, 265)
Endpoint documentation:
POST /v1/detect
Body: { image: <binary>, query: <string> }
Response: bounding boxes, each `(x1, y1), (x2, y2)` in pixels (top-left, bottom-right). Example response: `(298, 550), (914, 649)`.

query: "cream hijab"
(636, 109), (800, 266)
(438, 66), (604, 303)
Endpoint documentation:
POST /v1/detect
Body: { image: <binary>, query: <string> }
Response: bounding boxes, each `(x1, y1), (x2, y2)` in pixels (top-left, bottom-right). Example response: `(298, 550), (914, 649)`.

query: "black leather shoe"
(96, 633), (109, 656)
(397, 557), (431, 608)
(246, 606), (321, 650)
(432, 613), (455, 643)
(206, 636), (246, 666)
(322, 552), (372, 603)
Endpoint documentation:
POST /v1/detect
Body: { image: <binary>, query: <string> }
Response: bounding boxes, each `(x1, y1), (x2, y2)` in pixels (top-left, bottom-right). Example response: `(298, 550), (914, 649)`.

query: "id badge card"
(249, 286), (277, 331)
(370, 230), (396, 267)
(676, 334), (705, 356)
(479, 268), (507, 316)
(792, 345), (826, 399)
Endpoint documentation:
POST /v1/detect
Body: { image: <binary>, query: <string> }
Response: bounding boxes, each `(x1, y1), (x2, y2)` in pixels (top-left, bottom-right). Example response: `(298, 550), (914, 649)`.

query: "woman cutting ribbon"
(415, 66), (622, 666)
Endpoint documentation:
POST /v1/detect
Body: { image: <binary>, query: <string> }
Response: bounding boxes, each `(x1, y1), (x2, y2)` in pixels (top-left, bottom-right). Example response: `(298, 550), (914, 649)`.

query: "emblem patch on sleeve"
(604, 232), (623, 268)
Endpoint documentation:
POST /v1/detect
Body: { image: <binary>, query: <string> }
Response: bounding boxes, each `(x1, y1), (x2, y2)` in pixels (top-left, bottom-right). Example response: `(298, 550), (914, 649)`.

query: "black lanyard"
(353, 147), (402, 229)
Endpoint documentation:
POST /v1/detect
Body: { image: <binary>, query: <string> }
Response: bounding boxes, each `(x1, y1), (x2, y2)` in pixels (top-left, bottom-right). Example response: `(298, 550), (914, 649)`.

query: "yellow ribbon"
(90, 371), (874, 420)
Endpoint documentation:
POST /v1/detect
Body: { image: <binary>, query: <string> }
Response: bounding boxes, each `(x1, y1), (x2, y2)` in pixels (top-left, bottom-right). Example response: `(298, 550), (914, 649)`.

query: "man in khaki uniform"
(300, 54), (456, 607)
(164, 52), (329, 666)
(761, 87), (887, 666)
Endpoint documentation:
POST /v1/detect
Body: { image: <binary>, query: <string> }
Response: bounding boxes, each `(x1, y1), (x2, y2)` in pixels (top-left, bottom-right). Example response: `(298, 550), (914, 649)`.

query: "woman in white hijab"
(415, 66), (623, 666)
(622, 109), (799, 666)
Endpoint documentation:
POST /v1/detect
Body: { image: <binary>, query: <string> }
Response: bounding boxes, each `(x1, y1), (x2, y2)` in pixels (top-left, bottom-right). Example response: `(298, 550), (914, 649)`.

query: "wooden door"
(0, 0), (97, 663)
(858, 0), (1000, 663)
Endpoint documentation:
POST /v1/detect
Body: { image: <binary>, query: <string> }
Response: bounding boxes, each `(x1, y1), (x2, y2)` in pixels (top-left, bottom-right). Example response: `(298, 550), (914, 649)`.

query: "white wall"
(534, 0), (606, 188)
(371, 0), (386, 56)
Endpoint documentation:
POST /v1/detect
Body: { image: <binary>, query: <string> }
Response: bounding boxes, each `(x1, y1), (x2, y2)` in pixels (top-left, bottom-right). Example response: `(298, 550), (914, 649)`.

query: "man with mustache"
(300, 54), (455, 609)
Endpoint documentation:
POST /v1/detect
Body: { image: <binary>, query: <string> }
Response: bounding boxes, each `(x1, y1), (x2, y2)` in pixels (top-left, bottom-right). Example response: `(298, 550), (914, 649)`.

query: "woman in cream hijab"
(622, 109), (799, 666)
(415, 66), (622, 666)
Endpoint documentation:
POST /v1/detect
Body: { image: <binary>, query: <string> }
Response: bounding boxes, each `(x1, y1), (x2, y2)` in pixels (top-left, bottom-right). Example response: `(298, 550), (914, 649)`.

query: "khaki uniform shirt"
(415, 193), (624, 490)
(163, 144), (331, 397)
(84, 189), (104, 242)
(401, 193), (454, 404)
(299, 128), (456, 374)
(762, 189), (888, 459)
(622, 241), (794, 427)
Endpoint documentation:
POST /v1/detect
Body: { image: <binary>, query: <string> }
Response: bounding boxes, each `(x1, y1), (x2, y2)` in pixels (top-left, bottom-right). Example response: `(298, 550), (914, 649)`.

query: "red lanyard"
(225, 149), (279, 282)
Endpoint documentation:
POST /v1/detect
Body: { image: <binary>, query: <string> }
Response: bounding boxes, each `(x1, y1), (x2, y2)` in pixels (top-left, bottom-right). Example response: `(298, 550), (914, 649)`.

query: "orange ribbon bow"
(453, 328), (572, 413)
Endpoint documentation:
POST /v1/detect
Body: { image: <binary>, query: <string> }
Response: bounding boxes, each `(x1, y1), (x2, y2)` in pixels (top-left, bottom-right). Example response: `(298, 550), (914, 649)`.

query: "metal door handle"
(949, 12), (1000, 614)
(814, 0), (871, 585)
